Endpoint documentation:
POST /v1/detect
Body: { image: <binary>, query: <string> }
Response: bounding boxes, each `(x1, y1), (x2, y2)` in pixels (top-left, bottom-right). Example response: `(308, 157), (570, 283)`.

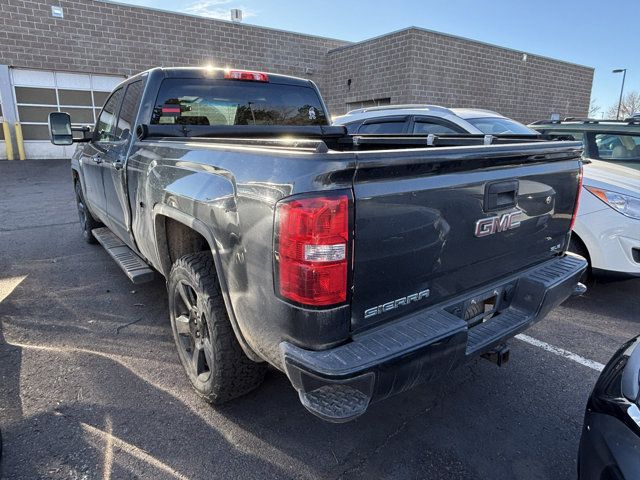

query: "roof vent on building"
(231, 9), (243, 22)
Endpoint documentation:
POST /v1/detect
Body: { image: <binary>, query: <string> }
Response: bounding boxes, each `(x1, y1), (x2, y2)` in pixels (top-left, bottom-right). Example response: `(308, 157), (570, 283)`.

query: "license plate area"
(445, 283), (516, 328)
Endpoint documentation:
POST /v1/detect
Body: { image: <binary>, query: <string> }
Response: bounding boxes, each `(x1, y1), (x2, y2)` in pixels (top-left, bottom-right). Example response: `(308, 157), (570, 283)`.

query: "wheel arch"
(153, 204), (263, 363)
(570, 231), (591, 265)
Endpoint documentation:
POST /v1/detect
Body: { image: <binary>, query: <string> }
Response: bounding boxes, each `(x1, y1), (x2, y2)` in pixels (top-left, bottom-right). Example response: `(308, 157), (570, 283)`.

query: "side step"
(92, 227), (154, 284)
(298, 385), (371, 423)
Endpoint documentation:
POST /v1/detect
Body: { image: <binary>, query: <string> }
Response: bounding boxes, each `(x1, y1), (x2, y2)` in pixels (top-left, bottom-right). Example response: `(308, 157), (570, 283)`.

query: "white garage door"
(11, 69), (125, 159)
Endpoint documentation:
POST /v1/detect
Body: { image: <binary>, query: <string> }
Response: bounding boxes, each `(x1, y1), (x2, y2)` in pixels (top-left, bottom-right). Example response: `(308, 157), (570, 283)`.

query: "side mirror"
(48, 112), (73, 145)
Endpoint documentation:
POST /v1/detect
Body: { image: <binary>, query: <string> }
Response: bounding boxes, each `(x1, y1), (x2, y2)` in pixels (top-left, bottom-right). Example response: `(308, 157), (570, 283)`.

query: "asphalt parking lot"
(1, 159), (638, 480)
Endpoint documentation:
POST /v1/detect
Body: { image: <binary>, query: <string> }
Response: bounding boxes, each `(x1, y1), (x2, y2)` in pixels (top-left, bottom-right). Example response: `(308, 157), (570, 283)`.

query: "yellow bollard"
(2, 121), (14, 160)
(14, 123), (26, 160)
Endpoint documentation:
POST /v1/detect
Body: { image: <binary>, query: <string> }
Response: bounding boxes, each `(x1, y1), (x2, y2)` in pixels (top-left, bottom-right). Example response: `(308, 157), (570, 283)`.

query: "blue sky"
(117, 0), (636, 116)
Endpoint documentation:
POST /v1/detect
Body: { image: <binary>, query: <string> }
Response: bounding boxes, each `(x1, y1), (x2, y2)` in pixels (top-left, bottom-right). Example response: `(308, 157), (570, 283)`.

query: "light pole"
(613, 68), (627, 120)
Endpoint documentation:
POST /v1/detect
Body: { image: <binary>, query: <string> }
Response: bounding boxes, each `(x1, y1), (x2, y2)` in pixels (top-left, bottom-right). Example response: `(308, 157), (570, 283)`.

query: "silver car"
(333, 105), (537, 136)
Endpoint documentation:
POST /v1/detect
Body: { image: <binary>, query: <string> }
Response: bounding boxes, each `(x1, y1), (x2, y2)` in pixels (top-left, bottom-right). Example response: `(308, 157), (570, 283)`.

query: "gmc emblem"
(474, 210), (522, 237)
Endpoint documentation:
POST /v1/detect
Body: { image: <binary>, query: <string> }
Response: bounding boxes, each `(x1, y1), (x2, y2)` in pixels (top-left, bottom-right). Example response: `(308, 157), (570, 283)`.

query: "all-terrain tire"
(168, 252), (266, 404)
(74, 180), (101, 244)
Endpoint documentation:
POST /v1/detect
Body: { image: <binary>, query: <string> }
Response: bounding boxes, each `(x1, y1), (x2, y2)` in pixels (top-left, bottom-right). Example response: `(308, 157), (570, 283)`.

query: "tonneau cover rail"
(137, 124), (578, 152)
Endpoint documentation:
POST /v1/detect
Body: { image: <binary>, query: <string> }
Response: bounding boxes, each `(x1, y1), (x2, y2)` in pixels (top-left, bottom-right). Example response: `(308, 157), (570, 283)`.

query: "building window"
(11, 69), (125, 140)
(346, 98), (391, 111)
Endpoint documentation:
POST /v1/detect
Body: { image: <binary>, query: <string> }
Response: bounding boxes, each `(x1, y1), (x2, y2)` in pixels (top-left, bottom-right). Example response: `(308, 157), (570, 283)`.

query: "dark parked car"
(48, 67), (586, 422)
(579, 335), (640, 479)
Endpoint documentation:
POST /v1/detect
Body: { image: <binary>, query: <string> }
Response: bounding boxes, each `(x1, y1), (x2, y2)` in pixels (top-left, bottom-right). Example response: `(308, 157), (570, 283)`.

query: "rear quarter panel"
(126, 140), (357, 366)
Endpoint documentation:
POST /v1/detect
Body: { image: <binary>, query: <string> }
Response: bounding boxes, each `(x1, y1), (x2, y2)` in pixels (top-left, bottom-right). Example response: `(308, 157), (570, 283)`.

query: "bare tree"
(606, 91), (640, 119)
(588, 98), (601, 117)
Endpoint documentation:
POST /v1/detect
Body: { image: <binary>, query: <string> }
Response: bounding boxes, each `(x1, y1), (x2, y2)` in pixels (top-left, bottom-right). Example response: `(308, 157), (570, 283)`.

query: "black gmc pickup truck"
(48, 67), (587, 422)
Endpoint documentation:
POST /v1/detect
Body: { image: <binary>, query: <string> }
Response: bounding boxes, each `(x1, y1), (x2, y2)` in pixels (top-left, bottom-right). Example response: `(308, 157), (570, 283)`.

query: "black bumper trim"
(281, 253), (587, 421)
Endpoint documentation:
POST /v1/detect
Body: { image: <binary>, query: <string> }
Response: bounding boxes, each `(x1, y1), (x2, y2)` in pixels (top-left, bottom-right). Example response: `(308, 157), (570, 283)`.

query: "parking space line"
(515, 334), (605, 372)
(81, 422), (189, 480)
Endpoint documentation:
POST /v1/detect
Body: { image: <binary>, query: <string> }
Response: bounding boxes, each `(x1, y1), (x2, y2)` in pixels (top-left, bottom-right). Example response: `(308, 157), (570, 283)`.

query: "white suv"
(531, 118), (640, 279)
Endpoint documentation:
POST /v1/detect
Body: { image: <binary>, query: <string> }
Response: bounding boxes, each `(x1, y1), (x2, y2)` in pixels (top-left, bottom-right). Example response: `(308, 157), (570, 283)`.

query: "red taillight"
(275, 194), (350, 306)
(569, 164), (583, 231)
(224, 69), (269, 82)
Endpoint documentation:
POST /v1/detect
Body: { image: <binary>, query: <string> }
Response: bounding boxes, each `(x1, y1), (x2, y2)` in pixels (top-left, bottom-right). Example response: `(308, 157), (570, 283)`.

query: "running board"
(92, 227), (154, 284)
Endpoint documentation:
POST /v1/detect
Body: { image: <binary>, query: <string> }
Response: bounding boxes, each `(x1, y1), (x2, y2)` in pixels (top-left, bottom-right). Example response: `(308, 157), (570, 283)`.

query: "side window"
(412, 121), (462, 135)
(95, 88), (123, 142)
(544, 130), (584, 141)
(358, 120), (406, 134)
(344, 122), (360, 134)
(594, 133), (640, 161)
(116, 81), (144, 141)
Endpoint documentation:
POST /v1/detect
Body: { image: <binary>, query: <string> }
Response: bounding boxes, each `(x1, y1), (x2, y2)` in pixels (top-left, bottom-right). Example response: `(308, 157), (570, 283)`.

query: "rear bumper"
(280, 253), (587, 422)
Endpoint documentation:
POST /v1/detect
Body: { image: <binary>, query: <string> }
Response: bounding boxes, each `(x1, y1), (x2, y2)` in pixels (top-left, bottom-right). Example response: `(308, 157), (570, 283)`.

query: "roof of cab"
(148, 67), (315, 87)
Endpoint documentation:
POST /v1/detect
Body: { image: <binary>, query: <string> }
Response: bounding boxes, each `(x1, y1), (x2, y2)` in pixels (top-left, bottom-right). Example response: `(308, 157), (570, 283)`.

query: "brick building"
(0, 0), (594, 159)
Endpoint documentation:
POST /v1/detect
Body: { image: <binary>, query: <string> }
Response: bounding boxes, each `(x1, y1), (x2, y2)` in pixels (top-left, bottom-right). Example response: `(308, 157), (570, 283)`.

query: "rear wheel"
(74, 180), (101, 244)
(168, 252), (266, 404)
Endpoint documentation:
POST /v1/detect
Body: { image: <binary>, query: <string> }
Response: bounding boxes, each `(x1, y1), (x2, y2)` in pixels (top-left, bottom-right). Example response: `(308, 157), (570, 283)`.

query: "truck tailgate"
(350, 141), (582, 331)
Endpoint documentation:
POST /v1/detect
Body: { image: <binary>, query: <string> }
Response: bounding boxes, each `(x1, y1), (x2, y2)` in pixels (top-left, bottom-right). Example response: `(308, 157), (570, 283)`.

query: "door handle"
(484, 180), (519, 211)
(91, 154), (102, 164)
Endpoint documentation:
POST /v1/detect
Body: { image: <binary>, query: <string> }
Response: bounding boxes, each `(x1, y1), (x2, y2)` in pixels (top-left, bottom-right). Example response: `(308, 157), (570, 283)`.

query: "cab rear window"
(150, 78), (327, 126)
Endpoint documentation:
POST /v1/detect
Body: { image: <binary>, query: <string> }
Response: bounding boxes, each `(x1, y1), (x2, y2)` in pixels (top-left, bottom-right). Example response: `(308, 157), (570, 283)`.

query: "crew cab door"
(102, 80), (144, 246)
(79, 87), (124, 222)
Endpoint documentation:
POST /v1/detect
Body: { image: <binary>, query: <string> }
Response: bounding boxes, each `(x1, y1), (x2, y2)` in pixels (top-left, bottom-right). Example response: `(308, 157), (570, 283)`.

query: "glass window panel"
(151, 79), (327, 126)
(358, 121), (406, 134)
(64, 107), (95, 124)
(95, 88), (123, 142)
(21, 124), (51, 140)
(58, 89), (93, 106)
(116, 81), (143, 139)
(15, 87), (57, 105)
(595, 133), (640, 165)
(18, 105), (58, 123)
(93, 91), (110, 107)
(412, 121), (461, 134)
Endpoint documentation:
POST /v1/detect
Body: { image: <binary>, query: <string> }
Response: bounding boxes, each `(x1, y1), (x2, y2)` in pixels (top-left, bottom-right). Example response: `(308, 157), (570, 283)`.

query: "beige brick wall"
(325, 29), (593, 122)
(323, 29), (418, 115)
(406, 29), (593, 123)
(0, 0), (347, 95)
(0, 1), (593, 123)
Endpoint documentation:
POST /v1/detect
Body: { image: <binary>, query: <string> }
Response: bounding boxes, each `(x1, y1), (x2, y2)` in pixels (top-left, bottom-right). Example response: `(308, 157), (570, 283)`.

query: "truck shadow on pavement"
(3, 224), (632, 479)
(0, 260), (605, 480)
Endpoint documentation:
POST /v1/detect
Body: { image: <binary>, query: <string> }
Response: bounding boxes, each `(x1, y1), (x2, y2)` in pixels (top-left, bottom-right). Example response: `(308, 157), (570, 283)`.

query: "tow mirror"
(48, 112), (73, 145)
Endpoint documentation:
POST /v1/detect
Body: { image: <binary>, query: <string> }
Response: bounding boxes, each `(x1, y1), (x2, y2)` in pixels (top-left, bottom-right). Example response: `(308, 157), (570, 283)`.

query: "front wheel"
(74, 181), (101, 244)
(168, 252), (266, 404)
(569, 236), (592, 285)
